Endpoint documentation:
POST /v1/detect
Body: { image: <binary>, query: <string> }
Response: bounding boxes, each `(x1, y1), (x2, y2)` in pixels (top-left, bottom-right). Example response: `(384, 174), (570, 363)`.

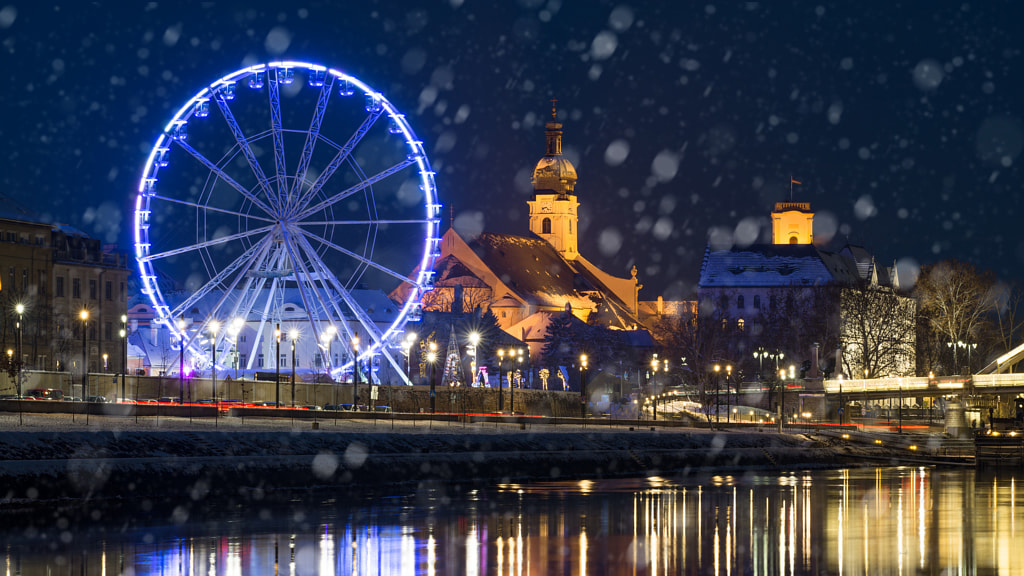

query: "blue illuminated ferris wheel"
(133, 61), (440, 381)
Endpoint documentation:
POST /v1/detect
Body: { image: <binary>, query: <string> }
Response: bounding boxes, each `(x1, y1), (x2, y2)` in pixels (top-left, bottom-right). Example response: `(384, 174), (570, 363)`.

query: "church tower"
(528, 100), (580, 260)
(771, 201), (814, 245)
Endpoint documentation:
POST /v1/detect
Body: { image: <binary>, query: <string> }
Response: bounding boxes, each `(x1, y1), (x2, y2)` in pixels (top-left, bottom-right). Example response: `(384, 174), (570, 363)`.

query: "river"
(2, 465), (1021, 574)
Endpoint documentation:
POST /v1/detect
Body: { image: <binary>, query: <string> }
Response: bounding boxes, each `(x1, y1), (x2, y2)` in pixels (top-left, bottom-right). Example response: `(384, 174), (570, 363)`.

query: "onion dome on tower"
(531, 99), (577, 196)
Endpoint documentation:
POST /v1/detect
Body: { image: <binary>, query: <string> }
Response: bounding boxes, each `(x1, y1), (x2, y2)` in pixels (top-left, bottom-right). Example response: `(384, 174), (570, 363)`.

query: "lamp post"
(497, 348), (505, 412)
(290, 329), (298, 408)
(427, 340), (437, 414)
(320, 325), (337, 408)
(120, 314), (127, 403)
(208, 320), (220, 407)
(649, 354), (659, 421)
(946, 341), (958, 375)
(778, 368), (786, 432)
(512, 348), (524, 414)
(81, 309), (89, 402)
(713, 364), (720, 426)
(402, 332), (416, 382)
(753, 347), (768, 380)
(15, 303), (23, 398)
(468, 332), (480, 387)
(352, 334), (360, 410)
(275, 324), (281, 408)
(580, 353), (588, 420)
(177, 316), (186, 404)
(726, 364), (733, 423)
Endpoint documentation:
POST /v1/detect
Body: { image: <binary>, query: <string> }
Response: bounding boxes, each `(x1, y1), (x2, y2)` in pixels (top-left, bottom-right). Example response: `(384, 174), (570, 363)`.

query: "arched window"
(789, 236), (799, 244)
(753, 295), (761, 309)
(737, 318), (745, 331)
(737, 295), (745, 309)
(542, 218), (552, 234)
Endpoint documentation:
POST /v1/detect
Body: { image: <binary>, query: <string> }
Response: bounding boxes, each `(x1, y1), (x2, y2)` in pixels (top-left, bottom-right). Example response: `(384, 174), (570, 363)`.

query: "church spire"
(544, 97), (563, 156)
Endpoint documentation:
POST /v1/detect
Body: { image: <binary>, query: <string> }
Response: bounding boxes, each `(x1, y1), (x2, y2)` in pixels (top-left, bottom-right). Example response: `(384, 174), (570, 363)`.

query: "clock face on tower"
(540, 204), (552, 213)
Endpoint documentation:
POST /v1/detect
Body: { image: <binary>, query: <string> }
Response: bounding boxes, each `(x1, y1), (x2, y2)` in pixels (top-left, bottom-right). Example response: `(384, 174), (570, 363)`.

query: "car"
(156, 397), (179, 404)
(25, 388), (64, 400)
(0, 394), (20, 400)
(85, 395), (108, 403)
(303, 405), (323, 411)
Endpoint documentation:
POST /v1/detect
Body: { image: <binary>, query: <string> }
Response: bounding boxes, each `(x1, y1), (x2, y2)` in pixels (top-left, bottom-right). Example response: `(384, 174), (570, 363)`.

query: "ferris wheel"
(133, 61), (440, 382)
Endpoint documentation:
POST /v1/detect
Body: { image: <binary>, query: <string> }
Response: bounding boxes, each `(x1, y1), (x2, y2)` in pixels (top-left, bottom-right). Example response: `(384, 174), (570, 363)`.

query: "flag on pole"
(790, 177), (802, 185)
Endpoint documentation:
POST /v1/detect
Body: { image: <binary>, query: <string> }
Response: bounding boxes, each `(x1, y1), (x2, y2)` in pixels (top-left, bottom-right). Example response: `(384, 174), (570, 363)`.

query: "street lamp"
(427, 340), (437, 414)
(778, 368), (786, 431)
(275, 324), (281, 408)
(208, 320), (220, 405)
(120, 314), (128, 403)
(176, 316), (187, 404)
(80, 309), (90, 402)
(726, 365), (733, 423)
(511, 347), (525, 414)
(497, 348), (505, 412)
(402, 332), (416, 381)
(290, 329), (298, 408)
(713, 364), (721, 425)
(352, 334), (360, 410)
(15, 303), (24, 398)
(468, 332), (480, 387)
(753, 347), (768, 380)
(580, 353), (588, 420)
(649, 354), (659, 421)
(229, 317), (244, 380)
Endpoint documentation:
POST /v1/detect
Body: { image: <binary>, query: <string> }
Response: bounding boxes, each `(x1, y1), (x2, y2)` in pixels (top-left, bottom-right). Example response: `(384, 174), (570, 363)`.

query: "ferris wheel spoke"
(166, 236), (274, 321)
(279, 232), (344, 348)
(295, 157), (417, 221)
(212, 91), (281, 213)
(174, 139), (277, 217)
(290, 75), (335, 205)
(267, 70), (289, 211)
(297, 218), (432, 226)
(296, 227), (412, 286)
(140, 225), (275, 264)
(293, 234), (383, 348)
(149, 195), (276, 224)
(291, 108), (385, 211)
(317, 262), (392, 351)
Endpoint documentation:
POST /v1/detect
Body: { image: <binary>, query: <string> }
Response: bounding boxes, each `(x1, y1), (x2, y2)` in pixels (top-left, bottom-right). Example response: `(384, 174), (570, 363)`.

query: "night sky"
(1, 1), (1022, 300)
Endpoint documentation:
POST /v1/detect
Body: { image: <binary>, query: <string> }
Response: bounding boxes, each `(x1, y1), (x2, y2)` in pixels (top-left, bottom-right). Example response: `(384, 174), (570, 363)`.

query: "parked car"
(84, 395), (109, 403)
(25, 388), (64, 400)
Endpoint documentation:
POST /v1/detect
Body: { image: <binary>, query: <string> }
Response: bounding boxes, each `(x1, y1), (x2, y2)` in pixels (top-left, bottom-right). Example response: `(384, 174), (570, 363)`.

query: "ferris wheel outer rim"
(133, 61), (439, 365)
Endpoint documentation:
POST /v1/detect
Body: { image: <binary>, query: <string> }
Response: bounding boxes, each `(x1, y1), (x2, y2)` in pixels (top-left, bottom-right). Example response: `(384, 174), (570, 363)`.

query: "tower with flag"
(772, 177), (814, 245)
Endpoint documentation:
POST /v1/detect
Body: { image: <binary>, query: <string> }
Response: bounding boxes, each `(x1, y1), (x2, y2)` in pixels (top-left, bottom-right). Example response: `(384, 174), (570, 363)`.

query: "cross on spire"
(550, 97), (558, 120)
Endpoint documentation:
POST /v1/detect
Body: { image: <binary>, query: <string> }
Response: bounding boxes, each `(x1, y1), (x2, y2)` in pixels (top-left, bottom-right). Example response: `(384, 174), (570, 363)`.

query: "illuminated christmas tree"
(441, 326), (463, 387)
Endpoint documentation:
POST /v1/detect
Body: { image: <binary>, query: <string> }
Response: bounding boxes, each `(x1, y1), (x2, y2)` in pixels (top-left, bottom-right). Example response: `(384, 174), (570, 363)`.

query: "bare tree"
(992, 282), (1024, 372)
(915, 260), (998, 375)
(840, 281), (916, 378)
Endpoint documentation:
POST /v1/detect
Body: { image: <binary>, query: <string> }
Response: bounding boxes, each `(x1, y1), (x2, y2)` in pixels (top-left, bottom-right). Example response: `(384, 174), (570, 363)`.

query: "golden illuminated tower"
(771, 202), (814, 244)
(528, 99), (579, 260)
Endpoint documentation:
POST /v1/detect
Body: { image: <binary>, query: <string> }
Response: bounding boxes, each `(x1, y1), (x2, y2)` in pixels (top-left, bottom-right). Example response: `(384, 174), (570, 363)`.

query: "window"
(89, 279), (97, 300)
(737, 295), (745, 309)
(281, 354), (287, 368)
(239, 334), (247, 343)
(239, 354), (247, 367)
(104, 322), (112, 341)
(7, 267), (13, 289)
(105, 281), (112, 301)
(39, 271), (46, 295)
(738, 318), (745, 331)
(257, 354), (264, 368)
(753, 295), (761, 309)
(542, 218), (552, 234)
(56, 276), (64, 297)
(789, 236), (798, 244)
(72, 278), (81, 299)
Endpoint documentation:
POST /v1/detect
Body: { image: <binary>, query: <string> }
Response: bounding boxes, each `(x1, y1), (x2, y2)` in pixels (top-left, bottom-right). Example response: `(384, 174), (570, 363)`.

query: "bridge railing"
(972, 373), (1024, 388)
(823, 376), (934, 394)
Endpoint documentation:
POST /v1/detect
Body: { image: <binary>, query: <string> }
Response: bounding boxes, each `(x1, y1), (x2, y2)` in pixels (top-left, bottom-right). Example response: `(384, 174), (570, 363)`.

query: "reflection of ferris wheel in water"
(133, 61), (440, 382)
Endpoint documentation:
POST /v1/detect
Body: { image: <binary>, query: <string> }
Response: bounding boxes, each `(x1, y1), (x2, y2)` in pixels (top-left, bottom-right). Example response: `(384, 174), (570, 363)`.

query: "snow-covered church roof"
(698, 243), (894, 288)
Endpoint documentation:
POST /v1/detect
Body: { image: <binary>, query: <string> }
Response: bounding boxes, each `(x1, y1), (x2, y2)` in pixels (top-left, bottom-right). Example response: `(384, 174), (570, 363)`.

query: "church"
(393, 105), (648, 359)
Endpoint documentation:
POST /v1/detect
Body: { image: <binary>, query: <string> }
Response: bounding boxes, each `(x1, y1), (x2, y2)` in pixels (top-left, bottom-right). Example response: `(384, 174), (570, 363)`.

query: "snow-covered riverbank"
(0, 413), (951, 506)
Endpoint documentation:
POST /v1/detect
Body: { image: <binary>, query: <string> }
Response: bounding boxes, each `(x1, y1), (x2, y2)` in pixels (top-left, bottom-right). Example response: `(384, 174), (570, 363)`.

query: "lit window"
(738, 318), (745, 331)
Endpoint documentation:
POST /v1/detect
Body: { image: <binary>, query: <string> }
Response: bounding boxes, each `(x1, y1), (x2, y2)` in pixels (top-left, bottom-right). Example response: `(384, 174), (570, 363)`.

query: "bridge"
(821, 340), (1024, 401)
